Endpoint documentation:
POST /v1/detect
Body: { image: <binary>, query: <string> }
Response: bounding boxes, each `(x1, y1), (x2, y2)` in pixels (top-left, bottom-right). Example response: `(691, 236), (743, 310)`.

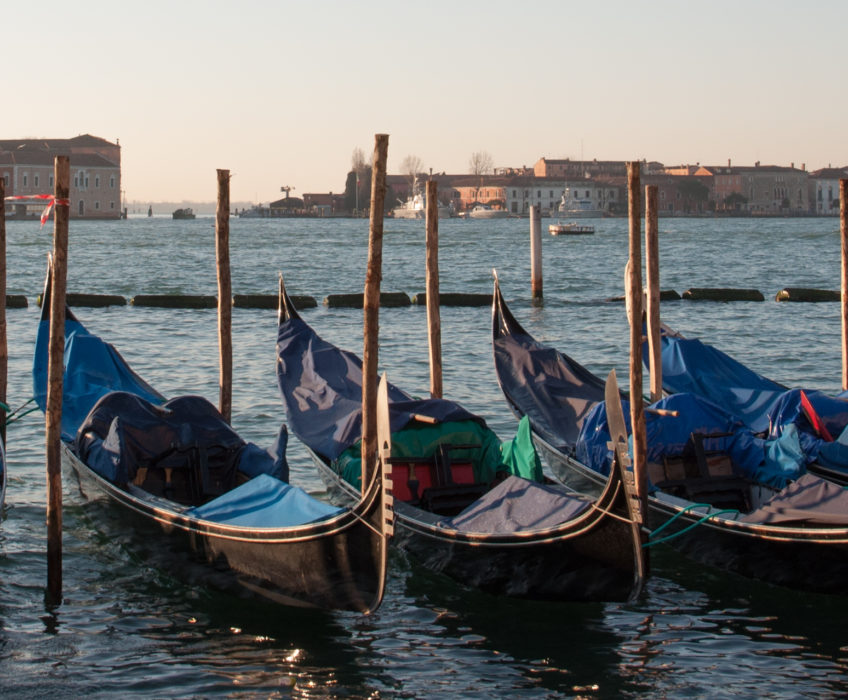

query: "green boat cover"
(334, 415), (542, 489)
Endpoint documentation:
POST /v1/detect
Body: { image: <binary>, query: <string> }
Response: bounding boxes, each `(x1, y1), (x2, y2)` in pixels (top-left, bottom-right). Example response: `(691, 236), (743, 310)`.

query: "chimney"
(791, 162), (794, 169)
(728, 158), (731, 167)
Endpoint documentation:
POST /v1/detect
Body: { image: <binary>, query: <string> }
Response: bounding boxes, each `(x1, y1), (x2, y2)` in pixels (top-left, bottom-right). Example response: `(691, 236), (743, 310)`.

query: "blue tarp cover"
(33, 317), (164, 441)
(654, 331), (848, 440)
(576, 393), (810, 489)
(186, 473), (342, 527)
(33, 312), (288, 488)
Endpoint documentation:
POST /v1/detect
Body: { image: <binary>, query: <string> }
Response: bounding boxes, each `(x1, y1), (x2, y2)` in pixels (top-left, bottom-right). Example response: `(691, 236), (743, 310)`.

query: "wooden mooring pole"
(216, 169), (232, 423)
(645, 184), (662, 403)
(626, 162), (647, 517)
(530, 203), (543, 304)
(361, 134), (389, 493)
(425, 179), (443, 399)
(46, 155), (70, 603)
(841, 179), (848, 391)
(0, 179), (7, 446)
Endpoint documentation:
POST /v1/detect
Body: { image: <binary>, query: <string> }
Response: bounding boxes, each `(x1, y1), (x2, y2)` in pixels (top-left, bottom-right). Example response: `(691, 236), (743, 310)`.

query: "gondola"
(32, 261), (392, 613)
(492, 276), (848, 594)
(649, 325), (848, 485)
(275, 276), (647, 602)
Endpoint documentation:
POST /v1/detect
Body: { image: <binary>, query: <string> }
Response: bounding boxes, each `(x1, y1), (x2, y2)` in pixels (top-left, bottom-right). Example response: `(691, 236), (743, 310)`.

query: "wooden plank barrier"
(131, 294), (217, 308)
(682, 288), (764, 302)
(324, 292), (410, 308)
(775, 288), (840, 302)
(37, 293), (126, 308)
(6, 295), (27, 308)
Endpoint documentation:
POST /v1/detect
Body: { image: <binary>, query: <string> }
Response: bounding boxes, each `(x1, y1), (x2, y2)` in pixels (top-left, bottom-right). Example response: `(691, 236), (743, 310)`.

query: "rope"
(643, 503), (739, 548)
(3, 397), (38, 427)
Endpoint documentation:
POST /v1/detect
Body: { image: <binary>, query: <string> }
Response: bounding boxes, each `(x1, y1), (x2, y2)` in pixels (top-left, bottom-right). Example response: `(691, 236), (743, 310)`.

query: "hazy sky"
(9, 0), (847, 203)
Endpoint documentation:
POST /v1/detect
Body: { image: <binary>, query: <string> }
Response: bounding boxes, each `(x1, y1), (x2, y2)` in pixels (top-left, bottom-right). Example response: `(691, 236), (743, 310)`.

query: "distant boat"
(557, 187), (604, 218)
(468, 204), (509, 220)
(549, 222), (595, 235)
(172, 208), (196, 220)
(392, 178), (451, 219)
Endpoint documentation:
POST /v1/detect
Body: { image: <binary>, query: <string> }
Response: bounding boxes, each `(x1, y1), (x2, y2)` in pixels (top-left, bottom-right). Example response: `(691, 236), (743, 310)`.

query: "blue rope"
(643, 503), (739, 548)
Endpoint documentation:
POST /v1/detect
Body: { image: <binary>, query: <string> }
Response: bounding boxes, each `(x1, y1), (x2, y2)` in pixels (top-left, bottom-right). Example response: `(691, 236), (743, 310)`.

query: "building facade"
(0, 134), (122, 219)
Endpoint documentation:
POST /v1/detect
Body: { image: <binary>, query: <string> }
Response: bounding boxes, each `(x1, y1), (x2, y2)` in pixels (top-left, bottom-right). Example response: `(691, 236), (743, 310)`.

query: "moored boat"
(33, 261), (392, 613)
(468, 204), (509, 219)
(492, 276), (848, 594)
(392, 178), (451, 219)
(549, 222), (595, 235)
(556, 187), (604, 218)
(276, 276), (647, 602)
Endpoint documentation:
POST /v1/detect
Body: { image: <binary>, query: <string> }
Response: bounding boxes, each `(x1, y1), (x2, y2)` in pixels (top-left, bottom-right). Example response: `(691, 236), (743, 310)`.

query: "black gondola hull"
(64, 443), (390, 612)
(311, 449), (645, 602)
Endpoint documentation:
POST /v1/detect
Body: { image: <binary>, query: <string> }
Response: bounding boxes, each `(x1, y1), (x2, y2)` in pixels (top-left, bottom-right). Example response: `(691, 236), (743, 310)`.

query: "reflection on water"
(1, 217), (848, 696)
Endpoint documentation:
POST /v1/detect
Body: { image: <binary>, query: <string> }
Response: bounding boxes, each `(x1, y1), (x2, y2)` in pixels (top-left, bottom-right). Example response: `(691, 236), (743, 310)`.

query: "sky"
(9, 0), (848, 203)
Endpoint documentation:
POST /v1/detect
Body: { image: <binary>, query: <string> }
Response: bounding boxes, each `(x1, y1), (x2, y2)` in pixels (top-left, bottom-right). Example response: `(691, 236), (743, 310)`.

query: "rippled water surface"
(2, 215), (848, 697)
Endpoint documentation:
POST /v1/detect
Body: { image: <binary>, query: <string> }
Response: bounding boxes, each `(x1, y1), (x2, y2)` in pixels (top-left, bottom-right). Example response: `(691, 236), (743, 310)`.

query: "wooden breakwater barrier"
(16, 286), (848, 310)
(775, 288), (840, 302)
(324, 292), (411, 308)
(682, 288), (765, 302)
(36, 293), (126, 308)
(608, 290), (681, 303)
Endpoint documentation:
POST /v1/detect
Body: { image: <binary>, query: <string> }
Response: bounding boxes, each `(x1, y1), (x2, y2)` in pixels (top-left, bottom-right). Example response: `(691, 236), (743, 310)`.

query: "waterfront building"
(0, 134), (122, 219)
(808, 167), (848, 215)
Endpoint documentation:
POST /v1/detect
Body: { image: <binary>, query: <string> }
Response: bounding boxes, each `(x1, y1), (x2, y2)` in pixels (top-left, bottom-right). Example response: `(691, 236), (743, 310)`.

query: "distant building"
(302, 192), (346, 216)
(809, 167), (848, 215)
(0, 134), (122, 219)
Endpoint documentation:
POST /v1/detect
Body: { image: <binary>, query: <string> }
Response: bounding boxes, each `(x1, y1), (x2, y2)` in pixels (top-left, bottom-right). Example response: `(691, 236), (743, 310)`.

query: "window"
(110, 201), (115, 209)
(95, 176), (100, 188)
(34, 175), (39, 187)
(95, 201), (100, 210)
(23, 174), (28, 186)
(110, 176), (115, 188)
(536, 190), (541, 198)
(3, 175), (7, 187)
(49, 175), (54, 188)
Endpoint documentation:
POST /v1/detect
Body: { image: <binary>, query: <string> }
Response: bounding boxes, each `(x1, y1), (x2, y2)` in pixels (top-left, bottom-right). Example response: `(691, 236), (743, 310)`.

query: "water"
(2, 215), (848, 697)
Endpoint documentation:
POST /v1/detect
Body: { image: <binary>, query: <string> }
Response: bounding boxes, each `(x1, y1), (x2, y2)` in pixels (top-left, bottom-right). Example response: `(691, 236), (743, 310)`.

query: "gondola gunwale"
(61, 441), (387, 544)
